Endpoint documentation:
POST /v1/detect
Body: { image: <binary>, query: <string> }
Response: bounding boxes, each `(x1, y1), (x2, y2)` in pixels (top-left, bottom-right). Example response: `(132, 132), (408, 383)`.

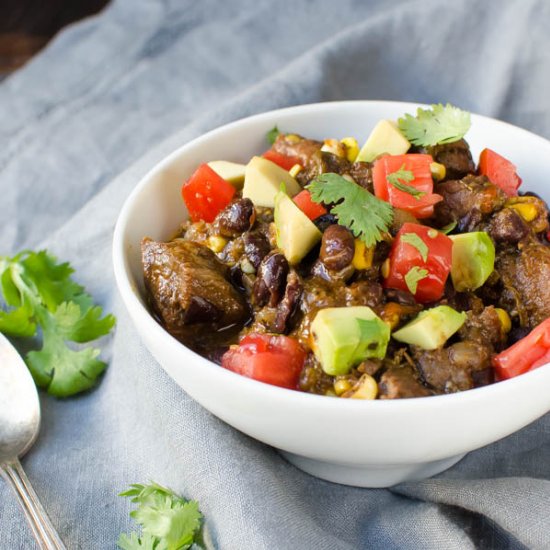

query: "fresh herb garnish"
(440, 220), (458, 234)
(118, 482), (204, 550)
(386, 165), (426, 199)
(0, 250), (115, 397)
(404, 266), (429, 294)
(307, 173), (393, 248)
(398, 103), (471, 146)
(400, 233), (428, 262)
(266, 125), (280, 145)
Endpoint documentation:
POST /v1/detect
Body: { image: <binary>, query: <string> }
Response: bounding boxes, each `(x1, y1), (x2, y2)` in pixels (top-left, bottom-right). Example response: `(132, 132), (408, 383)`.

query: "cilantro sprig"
(439, 220), (458, 235)
(266, 125), (280, 145)
(400, 233), (428, 262)
(398, 103), (471, 146)
(0, 250), (115, 397)
(118, 482), (205, 550)
(307, 173), (393, 248)
(386, 165), (425, 199)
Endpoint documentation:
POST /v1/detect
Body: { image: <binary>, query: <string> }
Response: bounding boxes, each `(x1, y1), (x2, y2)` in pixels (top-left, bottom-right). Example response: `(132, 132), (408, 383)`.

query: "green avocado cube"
(311, 306), (390, 376)
(450, 232), (495, 292)
(355, 120), (411, 163)
(274, 190), (322, 265)
(392, 305), (467, 350)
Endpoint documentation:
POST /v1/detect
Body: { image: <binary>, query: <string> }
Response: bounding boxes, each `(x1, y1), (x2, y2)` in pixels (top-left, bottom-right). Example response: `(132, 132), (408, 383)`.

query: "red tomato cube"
(182, 163), (236, 223)
(383, 222), (453, 303)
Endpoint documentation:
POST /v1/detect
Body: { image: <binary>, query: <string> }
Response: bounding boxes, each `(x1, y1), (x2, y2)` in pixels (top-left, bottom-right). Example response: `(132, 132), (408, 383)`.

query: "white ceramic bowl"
(113, 101), (550, 487)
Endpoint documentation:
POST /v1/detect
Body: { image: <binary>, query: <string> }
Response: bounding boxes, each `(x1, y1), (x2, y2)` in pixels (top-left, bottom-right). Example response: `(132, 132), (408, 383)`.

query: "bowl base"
(280, 452), (466, 488)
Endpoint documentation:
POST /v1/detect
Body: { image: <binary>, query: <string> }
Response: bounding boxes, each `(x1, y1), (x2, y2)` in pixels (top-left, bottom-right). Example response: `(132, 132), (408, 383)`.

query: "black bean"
(273, 271), (302, 333)
(243, 231), (270, 270)
(215, 198), (256, 237)
(313, 213), (337, 232)
(508, 326), (531, 346)
(320, 224), (355, 271)
(253, 252), (289, 307)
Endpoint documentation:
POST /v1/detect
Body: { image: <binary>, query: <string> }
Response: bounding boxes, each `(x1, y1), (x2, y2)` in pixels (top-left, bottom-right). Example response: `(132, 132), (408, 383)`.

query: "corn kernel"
(206, 235), (227, 253)
(334, 379), (352, 396)
(325, 389), (337, 397)
(381, 258), (390, 279)
(352, 239), (374, 270)
(285, 133), (301, 144)
(381, 302), (403, 330)
(289, 163), (303, 178)
(509, 203), (537, 222)
(320, 139), (346, 157)
(341, 137), (359, 162)
(495, 308), (512, 333)
(349, 374), (378, 400)
(240, 258), (256, 274)
(430, 162), (446, 181)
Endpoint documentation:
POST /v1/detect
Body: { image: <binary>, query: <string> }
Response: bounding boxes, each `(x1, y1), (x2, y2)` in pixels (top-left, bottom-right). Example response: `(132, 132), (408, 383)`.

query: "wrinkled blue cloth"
(1, 0), (550, 548)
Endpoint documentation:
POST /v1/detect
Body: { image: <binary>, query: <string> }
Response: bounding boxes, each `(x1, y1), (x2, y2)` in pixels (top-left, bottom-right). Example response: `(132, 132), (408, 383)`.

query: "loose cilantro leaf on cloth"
(117, 532), (159, 550)
(386, 165), (426, 199)
(400, 233), (429, 262)
(266, 125), (280, 145)
(0, 250), (115, 397)
(404, 266), (429, 294)
(307, 173), (394, 248)
(398, 104), (471, 146)
(118, 482), (204, 550)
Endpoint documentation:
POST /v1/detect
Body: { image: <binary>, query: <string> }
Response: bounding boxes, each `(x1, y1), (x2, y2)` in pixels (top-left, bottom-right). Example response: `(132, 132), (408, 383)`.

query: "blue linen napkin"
(1, 0), (549, 548)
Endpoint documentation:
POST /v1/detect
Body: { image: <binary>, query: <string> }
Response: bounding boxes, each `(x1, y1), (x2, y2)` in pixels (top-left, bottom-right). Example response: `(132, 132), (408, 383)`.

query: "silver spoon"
(0, 332), (67, 549)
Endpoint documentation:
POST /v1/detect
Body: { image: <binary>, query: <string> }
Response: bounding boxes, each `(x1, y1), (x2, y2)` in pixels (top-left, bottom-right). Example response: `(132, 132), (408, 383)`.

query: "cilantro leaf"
(0, 306), (36, 338)
(307, 173), (393, 248)
(400, 233), (428, 262)
(117, 532), (159, 550)
(266, 125), (280, 145)
(398, 104), (471, 146)
(0, 250), (115, 397)
(119, 482), (204, 550)
(440, 220), (458, 234)
(404, 266), (428, 294)
(386, 165), (426, 199)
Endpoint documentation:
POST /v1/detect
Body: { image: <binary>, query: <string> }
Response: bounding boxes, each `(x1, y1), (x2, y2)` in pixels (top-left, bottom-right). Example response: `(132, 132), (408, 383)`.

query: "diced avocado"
(311, 306), (390, 376)
(274, 190), (322, 265)
(243, 156), (301, 207)
(207, 161), (246, 188)
(392, 305), (466, 350)
(450, 232), (495, 292)
(355, 120), (411, 163)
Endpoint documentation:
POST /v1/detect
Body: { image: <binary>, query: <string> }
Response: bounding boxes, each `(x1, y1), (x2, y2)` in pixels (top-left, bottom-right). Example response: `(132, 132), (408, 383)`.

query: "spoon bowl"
(0, 332), (66, 549)
(0, 332), (40, 463)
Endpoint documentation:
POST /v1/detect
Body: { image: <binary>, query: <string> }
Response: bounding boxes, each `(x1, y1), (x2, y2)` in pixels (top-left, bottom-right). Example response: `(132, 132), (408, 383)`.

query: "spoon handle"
(1, 459), (67, 550)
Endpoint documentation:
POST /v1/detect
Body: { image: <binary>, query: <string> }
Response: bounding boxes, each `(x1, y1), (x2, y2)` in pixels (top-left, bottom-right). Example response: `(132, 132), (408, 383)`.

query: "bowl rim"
(112, 99), (550, 411)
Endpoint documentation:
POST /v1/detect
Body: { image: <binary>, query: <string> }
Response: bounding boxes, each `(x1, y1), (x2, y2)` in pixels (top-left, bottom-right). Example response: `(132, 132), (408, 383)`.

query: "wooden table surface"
(0, 0), (110, 78)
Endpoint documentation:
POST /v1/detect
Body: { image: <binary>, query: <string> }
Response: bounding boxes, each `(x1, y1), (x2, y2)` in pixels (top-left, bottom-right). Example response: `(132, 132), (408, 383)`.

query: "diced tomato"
(293, 189), (327, 220)
(492, 318), (550, 380)
(372, 154), (443, 219)
(262, 150), (300, 171)
(478, 148), (522, 197)
(221, 333), (307, 389)
(383, 222), (453, 303)
(181, 163), (235, 223)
